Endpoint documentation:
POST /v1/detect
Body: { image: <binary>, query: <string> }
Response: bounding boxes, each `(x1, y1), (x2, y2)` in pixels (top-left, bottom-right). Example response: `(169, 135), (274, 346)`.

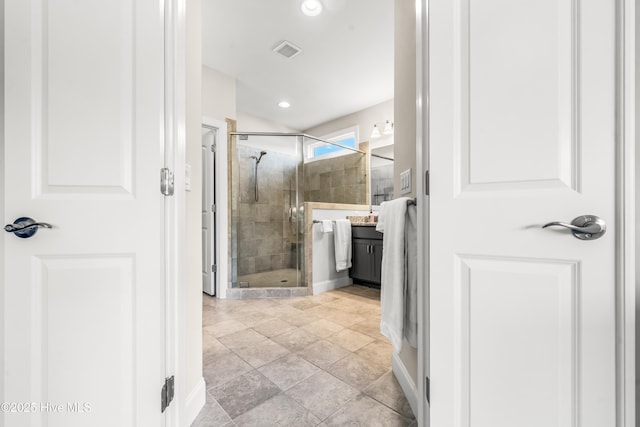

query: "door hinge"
(160, 168), (175, 196)
(425, 376), (430, 405)
(212, 264), (217, 273)
(425, 170), (430, 196)
(161, 375), (175, 413)
(211, 143), (216, 152)
(211, 204), (216, 213)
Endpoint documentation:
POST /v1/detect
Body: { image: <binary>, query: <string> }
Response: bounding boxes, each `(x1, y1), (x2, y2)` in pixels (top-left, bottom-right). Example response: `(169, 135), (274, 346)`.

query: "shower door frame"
(230, 133), (309, 289)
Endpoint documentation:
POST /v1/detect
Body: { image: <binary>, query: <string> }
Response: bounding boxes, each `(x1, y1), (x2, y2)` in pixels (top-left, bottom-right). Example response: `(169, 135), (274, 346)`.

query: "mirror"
(370, 144), (394, 206)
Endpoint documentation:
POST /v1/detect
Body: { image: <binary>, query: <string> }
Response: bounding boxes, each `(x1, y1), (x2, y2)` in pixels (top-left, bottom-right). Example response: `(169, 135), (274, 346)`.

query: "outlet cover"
(400, 168), (412, 194)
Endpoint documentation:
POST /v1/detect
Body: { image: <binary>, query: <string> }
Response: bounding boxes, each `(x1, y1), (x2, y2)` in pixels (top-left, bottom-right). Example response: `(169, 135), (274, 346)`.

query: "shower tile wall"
(304, 152), (368, 205)
(233, 144), (301, 278)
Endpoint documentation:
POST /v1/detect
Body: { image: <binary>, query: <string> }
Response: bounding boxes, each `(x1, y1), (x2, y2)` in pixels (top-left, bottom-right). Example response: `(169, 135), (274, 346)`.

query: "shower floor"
(237, 268), (300, 288)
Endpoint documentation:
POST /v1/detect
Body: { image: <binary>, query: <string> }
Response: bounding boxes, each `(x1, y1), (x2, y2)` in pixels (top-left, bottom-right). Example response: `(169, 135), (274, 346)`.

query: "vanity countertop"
(347, 215), (378, 226)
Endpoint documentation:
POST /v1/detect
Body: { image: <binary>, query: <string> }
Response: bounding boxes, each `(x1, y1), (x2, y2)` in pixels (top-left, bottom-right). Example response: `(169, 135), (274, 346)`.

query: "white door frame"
(415, 0), (429, 425)
(164, 0), (186, 425)
(415, 0), (636, 425)
(0, 0), (5, 410)
(202, 117), (229, 299)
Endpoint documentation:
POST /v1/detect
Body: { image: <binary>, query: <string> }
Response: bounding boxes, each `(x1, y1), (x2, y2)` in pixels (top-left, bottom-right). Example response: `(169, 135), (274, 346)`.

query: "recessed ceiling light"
(278, 101), (291, 109)
(301, 0), (322, 16)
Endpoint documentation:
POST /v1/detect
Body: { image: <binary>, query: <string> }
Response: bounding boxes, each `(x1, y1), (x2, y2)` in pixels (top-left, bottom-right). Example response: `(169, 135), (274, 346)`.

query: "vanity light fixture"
(383, 120), (394, 135)
(278, 100), (291, 109)
(371, 121), (394, 139)
(301, 0), (323, 16)
(370, 124), (381, 139)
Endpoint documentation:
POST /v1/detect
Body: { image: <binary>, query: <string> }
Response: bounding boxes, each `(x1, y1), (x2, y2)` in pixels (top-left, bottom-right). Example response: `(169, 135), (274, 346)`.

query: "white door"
(4, 1), (166, 426)
(429, 0), (618, 426)
(202, 126), (217, 296)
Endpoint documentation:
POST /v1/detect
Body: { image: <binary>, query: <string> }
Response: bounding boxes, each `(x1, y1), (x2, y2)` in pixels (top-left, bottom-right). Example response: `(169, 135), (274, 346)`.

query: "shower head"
(252, 150), (267, 164)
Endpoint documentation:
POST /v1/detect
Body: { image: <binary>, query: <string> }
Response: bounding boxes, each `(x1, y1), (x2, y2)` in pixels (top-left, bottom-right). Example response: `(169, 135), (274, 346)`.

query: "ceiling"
(202, 0), (394, 131)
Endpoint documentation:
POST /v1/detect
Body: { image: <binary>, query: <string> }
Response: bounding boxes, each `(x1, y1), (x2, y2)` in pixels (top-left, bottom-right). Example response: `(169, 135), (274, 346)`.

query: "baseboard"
(184, 377), (206, 426)
(392, 352), (418, 418)
(312, 276), (352, 295)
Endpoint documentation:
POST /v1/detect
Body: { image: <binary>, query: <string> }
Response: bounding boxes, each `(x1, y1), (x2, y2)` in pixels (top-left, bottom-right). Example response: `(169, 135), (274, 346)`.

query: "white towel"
(333, 219), (352, 272)
(321, 220), (333, 233)
(379, 197), (411, 353)
(404, 204), (418, 348)
(375, 203), (387, 232)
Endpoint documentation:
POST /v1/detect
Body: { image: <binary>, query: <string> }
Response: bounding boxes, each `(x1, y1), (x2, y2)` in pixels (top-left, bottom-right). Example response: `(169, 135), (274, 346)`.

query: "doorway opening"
(202, 124), (218, 296)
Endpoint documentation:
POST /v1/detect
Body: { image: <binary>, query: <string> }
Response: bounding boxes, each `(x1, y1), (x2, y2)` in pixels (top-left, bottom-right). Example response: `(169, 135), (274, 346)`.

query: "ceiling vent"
(273, 41), (302, 59)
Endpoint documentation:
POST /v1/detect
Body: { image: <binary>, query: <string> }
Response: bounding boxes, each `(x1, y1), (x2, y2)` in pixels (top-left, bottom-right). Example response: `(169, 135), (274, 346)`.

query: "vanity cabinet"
(349, 225), (383, 287)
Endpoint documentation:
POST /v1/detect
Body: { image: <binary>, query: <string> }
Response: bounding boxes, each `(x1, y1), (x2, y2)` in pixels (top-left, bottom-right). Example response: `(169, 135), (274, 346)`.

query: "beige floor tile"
(364, 371), (415, 419)
(326, 328), (375, 352)
(204, 319), (248, 338)
(271, 328), (319, 352)
(285, 371), (360, 421)
(349, 318), (384, 340)
(301, 319), (344, 338)
(327, 353), (389, 391)
(289, 299), (322, 311)
(232, 338), (290, 368)
(251, 318), (297, 338)
(202, 306), (235, 326)
(203, 332), (228, 357)
(233, 393), (321, 427)
(277, 311), (321, 327)
(296, 339), (350, 370)
(204, 351), (252, 390)
(322, 394), (413, 426)
(305, 306), (366, 327)
(234, 310), (277, 327)
(355, 340), (394, 367)
(190, 392), (233, 427)
(210, 370), (280, 419)
(258, 353), (320, 391)
(218, 329), (267, 350)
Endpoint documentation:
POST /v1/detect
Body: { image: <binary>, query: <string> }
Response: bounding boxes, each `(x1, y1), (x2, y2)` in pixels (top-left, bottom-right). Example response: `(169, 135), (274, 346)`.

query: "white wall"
(202, 66), (236, 121)
(393, 0), (418, 388)
(237, 112), (300, 133)
(393, 0), (416, 198)
(304, 99), (394, 145)
(185, 0), (204, 423)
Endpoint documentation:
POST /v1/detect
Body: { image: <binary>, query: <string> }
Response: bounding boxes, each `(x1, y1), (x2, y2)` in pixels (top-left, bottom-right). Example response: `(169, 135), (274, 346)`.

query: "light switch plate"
(400, 168), (412, 194)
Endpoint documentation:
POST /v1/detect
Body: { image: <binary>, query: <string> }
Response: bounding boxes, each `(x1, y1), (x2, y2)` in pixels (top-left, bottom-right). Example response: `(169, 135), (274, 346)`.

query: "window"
(306, 126), (359, 161)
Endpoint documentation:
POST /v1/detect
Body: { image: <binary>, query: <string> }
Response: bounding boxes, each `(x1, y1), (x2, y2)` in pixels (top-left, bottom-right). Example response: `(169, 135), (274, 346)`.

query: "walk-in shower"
(230, 134), (305, 289)
(228, 132), (368, 291)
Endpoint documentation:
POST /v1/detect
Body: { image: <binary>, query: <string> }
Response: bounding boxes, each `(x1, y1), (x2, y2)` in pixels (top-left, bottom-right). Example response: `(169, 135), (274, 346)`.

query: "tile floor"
(193, 285), (416, 426)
